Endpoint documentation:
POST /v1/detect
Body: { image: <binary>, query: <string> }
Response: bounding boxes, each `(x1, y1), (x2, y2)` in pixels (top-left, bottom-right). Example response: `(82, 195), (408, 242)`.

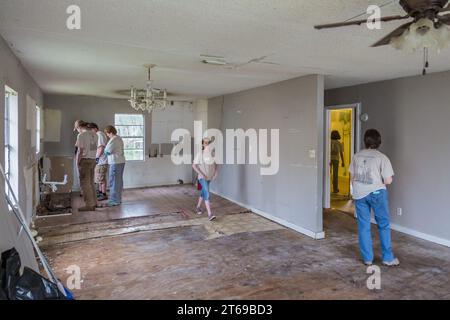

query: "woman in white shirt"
(104, 125), (126, 207)
(192, 138), (218, 221)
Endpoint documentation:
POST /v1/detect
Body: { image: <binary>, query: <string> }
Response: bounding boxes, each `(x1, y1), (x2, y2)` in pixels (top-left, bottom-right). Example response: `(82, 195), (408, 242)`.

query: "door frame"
(323, 103), (361, 209)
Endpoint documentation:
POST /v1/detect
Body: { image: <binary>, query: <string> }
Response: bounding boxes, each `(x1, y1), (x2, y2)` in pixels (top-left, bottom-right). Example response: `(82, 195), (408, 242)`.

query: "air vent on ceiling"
(200, 54), (227, 65)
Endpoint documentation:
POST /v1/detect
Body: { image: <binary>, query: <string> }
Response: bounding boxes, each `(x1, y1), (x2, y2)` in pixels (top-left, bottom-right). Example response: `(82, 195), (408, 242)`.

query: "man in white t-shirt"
(75, 120), (98, 211)
(88, 123), (109, 201)
(349, 129), (399, 267)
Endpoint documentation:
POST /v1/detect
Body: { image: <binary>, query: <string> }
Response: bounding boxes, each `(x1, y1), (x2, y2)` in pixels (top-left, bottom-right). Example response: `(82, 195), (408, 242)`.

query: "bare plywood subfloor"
(39, 185), (450, 300)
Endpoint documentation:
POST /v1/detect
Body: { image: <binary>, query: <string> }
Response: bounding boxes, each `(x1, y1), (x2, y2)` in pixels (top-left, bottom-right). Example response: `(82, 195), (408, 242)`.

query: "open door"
(324, 104), (360, 210)
(324, 109), (332, 208)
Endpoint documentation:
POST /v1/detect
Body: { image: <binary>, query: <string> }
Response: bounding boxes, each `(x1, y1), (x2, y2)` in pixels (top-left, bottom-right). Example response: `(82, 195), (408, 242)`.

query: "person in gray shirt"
(349, 129), (399, 267)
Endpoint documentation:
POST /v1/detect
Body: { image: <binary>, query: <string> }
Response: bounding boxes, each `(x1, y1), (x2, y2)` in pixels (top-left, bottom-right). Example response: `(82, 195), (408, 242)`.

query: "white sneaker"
(382, 258), (400, 266)
(196, 207), (203, 215)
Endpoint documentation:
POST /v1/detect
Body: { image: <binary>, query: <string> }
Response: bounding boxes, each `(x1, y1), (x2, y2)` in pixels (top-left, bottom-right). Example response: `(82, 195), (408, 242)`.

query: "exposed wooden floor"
(37, 185), (450, 300)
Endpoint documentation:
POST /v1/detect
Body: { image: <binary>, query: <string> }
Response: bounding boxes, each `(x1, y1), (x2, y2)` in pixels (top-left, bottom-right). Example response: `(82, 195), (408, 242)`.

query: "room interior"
(1, 0), (450, 300)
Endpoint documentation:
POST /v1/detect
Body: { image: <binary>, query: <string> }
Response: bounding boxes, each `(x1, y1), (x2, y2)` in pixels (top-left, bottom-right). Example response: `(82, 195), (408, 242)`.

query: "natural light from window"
(36, 105), (41, 154)
(114, 114), (145, 161)
(4, 86), (19, 206)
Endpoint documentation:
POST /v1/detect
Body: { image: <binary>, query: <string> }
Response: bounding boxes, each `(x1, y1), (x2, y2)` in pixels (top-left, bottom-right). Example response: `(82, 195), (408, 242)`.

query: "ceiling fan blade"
(314, 15), (409, 30)
(371, 21), (414, 47)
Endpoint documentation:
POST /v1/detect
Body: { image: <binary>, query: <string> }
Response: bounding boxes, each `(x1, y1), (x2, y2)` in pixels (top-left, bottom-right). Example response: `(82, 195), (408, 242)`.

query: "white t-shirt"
(194, 150), (216, 181)
(349, 149), (394, 200)
(76, 130), (98, 159)
(105, 136), (126, 164)
(96, 131), (108, 165)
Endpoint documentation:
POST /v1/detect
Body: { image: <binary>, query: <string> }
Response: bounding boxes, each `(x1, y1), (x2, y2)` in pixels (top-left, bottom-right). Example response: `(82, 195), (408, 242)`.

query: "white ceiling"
(1, 0), (450, 100)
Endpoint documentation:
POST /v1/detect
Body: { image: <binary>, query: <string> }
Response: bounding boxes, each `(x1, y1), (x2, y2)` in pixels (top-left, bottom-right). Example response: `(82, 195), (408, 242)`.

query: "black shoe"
(97, 195), (108, 201)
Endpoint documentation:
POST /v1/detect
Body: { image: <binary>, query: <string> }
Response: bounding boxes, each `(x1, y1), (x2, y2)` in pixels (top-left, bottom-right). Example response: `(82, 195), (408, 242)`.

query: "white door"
(323, 109), (332, 209)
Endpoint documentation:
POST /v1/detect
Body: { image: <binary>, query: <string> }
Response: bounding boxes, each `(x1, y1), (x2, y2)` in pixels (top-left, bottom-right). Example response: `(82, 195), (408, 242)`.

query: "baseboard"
(124, 182), (184, 189)
(71, 181), (185, 192)
(211, 191), (326, 240)
(370, 218), (450, 248)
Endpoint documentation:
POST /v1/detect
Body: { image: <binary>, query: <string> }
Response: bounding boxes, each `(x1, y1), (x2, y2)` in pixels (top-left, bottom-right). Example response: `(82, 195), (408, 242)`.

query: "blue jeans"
(355, 189), (395, 263)
(109, 163), (125, 204)
(199, 179), (211, 201)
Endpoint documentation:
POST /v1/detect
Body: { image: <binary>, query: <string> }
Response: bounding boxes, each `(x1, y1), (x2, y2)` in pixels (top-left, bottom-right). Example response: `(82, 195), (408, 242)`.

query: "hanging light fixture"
(389, 18), (450, 75)
(129, 64), (168, 113)
(390, 18), (450, 52)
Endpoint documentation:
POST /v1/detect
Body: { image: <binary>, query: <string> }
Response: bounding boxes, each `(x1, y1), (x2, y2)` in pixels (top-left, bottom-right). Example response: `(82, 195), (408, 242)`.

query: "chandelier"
(129, 64), (168, 113)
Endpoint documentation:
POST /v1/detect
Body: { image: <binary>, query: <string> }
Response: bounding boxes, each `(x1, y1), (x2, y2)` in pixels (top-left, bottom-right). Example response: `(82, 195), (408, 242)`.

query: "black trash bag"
(0, 248), (21, 299)
(13, 267), (67, 300)
(0, 287), (7, 300)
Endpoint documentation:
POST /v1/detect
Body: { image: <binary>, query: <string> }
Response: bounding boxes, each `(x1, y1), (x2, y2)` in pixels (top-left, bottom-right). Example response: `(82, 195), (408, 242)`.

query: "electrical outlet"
(396, 208), (402, 216)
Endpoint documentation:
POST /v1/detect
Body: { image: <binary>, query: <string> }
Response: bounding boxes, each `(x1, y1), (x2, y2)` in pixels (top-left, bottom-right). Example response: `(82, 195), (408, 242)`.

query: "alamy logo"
(66, 265), (82, 290)
(366, 265), (381, 290)
(66, 5), (81, 30)
(367, 5), (382, 30)
(171, 121), (280, 175)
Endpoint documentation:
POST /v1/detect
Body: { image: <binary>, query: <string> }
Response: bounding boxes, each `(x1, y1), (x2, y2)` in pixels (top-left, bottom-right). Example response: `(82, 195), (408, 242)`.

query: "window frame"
(4, 91), (11, 183)
(114, 113), (145, 162)
(4, 86), (18, 207)
(36, 105), (41, 155)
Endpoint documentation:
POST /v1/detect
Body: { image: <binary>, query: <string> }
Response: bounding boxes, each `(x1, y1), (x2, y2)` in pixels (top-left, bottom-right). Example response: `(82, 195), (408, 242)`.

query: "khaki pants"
(79, 158), (97, 207)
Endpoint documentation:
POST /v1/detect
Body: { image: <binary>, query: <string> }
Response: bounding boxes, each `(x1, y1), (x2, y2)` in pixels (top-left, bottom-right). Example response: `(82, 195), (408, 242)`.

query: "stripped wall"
(208, 75), (325, 239)
(43, 94), (198, 189)
(0, 35), (41, 270)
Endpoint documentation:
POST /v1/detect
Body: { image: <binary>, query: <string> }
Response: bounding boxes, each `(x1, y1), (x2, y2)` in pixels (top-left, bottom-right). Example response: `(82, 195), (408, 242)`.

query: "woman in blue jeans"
(104, 125), (126, 207)
(349, 129), (399, 267)
(192, 138), (218, 221)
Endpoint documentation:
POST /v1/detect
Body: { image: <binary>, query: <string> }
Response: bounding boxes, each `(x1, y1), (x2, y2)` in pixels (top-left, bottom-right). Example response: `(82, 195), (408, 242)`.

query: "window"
(36, 105), (41, 154)
(4, 89), (11, 197)
(4, 86), (19, 206)
(114, 114), (145, 161)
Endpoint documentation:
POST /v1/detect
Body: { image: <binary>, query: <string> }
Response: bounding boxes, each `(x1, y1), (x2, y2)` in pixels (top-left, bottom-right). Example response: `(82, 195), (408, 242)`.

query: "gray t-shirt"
(96, 131), (108, 165)
(349, 149), (394, 200)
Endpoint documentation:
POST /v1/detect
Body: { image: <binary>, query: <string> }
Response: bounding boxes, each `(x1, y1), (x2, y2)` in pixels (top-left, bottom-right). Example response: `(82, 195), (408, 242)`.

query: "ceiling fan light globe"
(435, 24), (450, 50)
(390, 17), (450, 52)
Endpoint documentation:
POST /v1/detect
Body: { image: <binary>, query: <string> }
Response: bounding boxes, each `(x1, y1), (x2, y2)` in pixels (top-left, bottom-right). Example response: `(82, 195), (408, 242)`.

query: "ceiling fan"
(314, 0), (450, 47)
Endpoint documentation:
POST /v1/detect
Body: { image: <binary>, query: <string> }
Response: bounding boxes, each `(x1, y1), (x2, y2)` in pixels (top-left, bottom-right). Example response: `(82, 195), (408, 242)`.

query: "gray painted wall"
(208, 75), (325, 236)
(44, 95), (153, 157)
(0, 36), (40, 270)
(44, 94), (194, 189)
(326, 70), (450, 243)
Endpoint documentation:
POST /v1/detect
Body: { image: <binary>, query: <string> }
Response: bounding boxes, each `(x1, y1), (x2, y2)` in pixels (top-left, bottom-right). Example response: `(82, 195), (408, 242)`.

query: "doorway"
(323, 103), (361, 215)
